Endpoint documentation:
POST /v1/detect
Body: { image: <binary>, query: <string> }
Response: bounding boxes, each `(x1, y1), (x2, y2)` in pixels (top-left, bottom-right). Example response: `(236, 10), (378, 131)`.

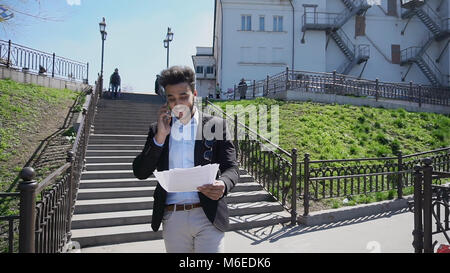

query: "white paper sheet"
(153, 164), (220, 192)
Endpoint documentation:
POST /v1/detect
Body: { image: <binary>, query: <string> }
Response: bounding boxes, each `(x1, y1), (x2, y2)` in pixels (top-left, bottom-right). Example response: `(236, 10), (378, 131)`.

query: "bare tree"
(0, 0), (64, 35)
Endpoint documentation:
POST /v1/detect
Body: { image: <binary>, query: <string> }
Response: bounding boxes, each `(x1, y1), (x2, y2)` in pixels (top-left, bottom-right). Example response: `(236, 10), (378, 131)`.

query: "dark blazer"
(132, 111), (239, 232)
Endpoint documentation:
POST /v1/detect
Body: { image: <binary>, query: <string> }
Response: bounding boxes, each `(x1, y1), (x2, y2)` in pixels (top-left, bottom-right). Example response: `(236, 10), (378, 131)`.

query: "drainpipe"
(289, 0), (295, 70)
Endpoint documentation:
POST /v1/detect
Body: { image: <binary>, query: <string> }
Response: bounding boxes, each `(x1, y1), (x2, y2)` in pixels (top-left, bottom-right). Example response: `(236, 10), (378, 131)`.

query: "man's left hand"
(197, 180), (225, 200)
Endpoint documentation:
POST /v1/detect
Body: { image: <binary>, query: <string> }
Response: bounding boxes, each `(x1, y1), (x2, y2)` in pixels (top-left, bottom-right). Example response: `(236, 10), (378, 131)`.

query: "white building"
(192, 47), (216, 98)
(195, 0), (450, 97)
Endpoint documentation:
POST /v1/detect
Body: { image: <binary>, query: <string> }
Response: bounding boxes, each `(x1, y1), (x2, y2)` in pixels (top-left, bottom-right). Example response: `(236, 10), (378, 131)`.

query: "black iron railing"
(231, 68), (450, 106)
(410, 158), (450, 253)
(302, 148), (449, 216)
(0, 39), (89, 83)
(0, 75), (100, 253)
(204, 98), (299, 225)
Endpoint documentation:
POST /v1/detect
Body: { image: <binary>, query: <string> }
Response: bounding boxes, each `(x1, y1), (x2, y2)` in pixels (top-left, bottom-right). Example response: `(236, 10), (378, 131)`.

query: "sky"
(0, 0), (215, 92)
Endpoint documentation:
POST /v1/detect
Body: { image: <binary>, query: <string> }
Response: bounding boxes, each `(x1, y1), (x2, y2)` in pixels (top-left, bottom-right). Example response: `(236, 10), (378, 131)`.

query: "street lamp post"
(99, 17), (107, 92)
(164, 27), (174, 68)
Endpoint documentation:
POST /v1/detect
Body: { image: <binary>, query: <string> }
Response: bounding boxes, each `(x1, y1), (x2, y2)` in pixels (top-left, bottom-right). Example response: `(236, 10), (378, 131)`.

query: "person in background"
(155, 75), (161, 95)
(109, 68), (121, 99)
(215, 83), (221, 99)
(238, 78), (247, 100)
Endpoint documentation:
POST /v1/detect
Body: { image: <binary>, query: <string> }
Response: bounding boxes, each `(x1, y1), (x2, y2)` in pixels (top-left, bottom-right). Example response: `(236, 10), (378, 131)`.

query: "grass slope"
(0, 79), (78, 192)
(213, 98), (449, 161)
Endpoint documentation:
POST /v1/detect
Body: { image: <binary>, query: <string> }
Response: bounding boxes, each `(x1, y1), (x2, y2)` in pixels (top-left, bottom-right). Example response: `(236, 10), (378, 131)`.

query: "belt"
(166, 203), (202, 212)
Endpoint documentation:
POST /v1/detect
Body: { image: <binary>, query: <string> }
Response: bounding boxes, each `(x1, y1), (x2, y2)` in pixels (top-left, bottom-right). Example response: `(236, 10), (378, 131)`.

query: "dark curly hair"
(158, 66), (196, 92)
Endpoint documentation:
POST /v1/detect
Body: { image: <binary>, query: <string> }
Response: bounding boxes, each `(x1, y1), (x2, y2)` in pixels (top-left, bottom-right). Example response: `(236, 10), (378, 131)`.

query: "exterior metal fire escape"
(400, 0), (450, 87)
(302, 0), (371, 75)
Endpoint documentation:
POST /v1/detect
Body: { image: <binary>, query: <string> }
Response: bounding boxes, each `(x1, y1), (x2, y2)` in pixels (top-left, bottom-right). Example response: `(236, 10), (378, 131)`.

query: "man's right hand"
(155, 103), (172, 145)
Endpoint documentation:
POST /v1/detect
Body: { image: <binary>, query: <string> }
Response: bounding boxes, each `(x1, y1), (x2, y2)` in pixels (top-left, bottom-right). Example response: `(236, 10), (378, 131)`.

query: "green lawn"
(0, 79), (79, 192)
(212, 98), (449, 161)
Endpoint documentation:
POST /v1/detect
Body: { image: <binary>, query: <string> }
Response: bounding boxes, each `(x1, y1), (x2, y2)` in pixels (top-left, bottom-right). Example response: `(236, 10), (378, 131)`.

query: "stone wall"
(0, 66), (89, 92)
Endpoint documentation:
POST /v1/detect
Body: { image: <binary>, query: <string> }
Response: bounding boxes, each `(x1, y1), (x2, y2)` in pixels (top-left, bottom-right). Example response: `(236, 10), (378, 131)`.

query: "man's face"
(165, 82), (197, 124)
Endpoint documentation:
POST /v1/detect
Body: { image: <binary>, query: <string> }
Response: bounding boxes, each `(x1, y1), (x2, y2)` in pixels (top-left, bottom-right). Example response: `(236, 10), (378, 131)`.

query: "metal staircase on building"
(402, 2), (450, 41)
(70, 93), (291, 248)
(400, 1), (450, 87)
(329, 29), (369, 74)
(302, 0), (371, 74)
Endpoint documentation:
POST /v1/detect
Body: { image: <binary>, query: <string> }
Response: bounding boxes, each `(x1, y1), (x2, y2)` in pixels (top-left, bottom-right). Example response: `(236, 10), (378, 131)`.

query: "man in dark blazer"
(133, 66), (239, 253)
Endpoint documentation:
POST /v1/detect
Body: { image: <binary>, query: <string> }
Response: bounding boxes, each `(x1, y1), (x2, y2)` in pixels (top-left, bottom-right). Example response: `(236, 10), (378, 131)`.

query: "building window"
(273, 16), (283, 32)
(196, 66), (204, 74)
(259, 16), (265, 31)
(206, 66), (214, 74)
(241, 15), (252, 31)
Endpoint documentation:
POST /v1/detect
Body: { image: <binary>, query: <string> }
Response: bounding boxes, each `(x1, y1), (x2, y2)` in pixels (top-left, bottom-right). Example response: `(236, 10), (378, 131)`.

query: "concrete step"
(94, 130), (150, 135)
(89, 134), (148, 141)
(71, 210), (290, 248)
(79, 178), (157, 189)
(87, 139), (146, 145)
(71, 224), (162, 248)
(85, 163), (133, 171)
(228, 211), (291, 231)
(231, 182), (263, 192)
(87, 145), (144, 151)
(77, 187), (156, 200)
(74, 197), (154, 214)
(85, 150), (141, 157)
(71, 201), (284, 230)
(81, 170), (138, 180)
(72, 210), (153, 229)
(81, 170), (254, 182)
(225, 190), (275, 203)
(85, 157), (138, 164)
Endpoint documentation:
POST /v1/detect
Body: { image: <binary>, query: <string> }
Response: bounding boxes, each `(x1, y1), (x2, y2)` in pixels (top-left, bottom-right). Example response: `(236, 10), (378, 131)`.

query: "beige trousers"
(162, 207), (225, 253)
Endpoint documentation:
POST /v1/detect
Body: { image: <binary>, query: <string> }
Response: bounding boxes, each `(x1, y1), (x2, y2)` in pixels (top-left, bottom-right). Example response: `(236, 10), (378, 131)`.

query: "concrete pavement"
(79, 208), (446, 253)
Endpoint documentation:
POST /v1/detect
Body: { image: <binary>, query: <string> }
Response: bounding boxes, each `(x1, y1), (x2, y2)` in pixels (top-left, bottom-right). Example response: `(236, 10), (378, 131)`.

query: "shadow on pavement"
(234, 208), (410, 246)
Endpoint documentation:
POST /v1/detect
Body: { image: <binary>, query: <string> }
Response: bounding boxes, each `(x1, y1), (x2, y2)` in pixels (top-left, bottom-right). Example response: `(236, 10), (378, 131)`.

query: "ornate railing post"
(18, 167), (37, 253)
(333, 70), (337, 94)
(234, 84), (236, 100)
(234, 114), (239, 162)
(422, 158), (433, 253)
(397, 150), (403, 199)
(375, 78), (379, 102)
(65, 151), (75, 245)
(286, 67), (290, 91)
(265, 75), (270, 96)
(303, 153), (310, 216)
(409, 81), (413, 103)
(412, 164), (423, 253)
(418, 85), (422, 108)
(7, 40), (11, 68)
(291, 148), (298, 225)
(86, 62), (89, 84)
(253, 80), (256, 98)
(52, 53), (56, 78)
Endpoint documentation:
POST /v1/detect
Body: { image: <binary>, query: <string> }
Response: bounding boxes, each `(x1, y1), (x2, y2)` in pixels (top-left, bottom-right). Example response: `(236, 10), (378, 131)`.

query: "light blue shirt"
(153, 108), (200, 205)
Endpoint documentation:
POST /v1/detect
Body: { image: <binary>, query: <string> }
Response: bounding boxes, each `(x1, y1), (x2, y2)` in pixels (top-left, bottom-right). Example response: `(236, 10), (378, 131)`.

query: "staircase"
(330, 29), (369, 74)
(400, 2), (450, 87)
(303, 1), (371, 74)
(402, 3), (450, 41)
(415, 54), (441, 87)
(70, 92), (291, 248)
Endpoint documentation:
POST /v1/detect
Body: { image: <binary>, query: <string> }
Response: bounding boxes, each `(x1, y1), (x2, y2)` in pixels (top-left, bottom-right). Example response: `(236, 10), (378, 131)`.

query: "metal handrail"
(0, 39), (88, 83)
